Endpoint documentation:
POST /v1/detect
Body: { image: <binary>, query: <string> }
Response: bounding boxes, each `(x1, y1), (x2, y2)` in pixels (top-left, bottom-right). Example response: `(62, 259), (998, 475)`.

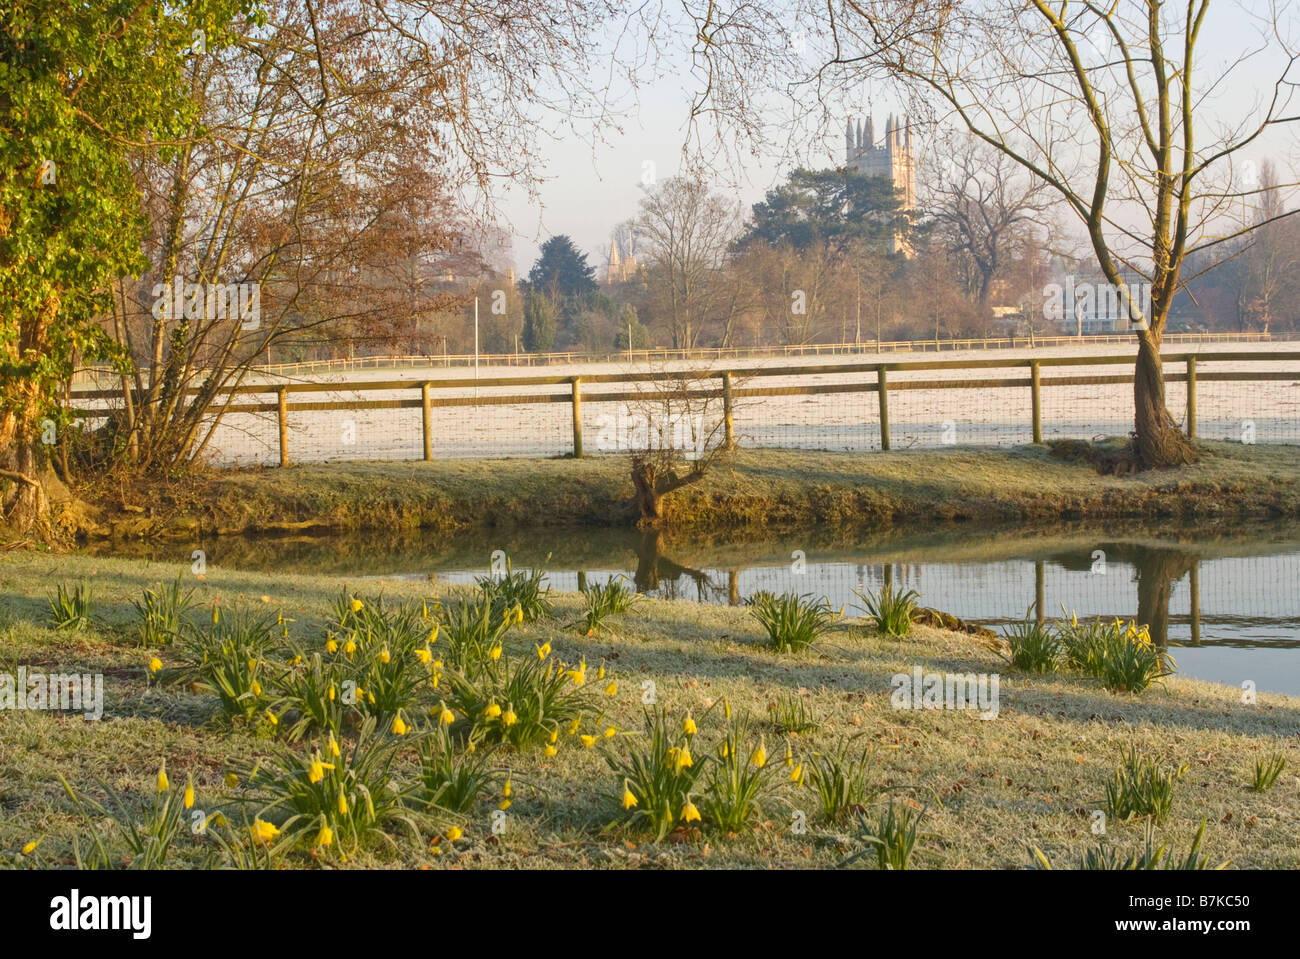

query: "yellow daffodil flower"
(378, 647), (390, 664)
(683, 716), (697, 735)
(148, 657), (162, 674)
(392, 715), (409, 735)
(536, 641), (551, 659)
(252, 818), (280, 844)
(225, 772), (239, 788)
(605, 680), (617, 696)
(416, 647), (432, 664)
(622, 786), (638, 809)
(156, 765), (169, 793)
(21, 839), (42, 856)
(681, 800), (701, 823)
(445, 826), (463, 841)
(316, 825), (334, 848)
(350, 599), (364, 613)
(484, 702), (502, 719)
(580, 734), (597, 748)
(184, 776), (195, 810)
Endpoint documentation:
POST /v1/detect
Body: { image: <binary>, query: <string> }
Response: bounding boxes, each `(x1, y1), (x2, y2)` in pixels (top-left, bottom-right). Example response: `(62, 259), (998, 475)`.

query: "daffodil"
(723, 699), (731, 719)
(439, 704), (456, 725)
(544, 744), (558, 757)
(536, 641), (551, 659)
(148, 657), (163, 674)
(568, 718), (581, 735)
(580, 734), (597, 748)
(184, 776), (195, 810)
(20, 839), (42, 856)
(597, 663), (606, 680)
(309, 753), (335, 783)
(251, 679), (262, 697)
(265, 708), (278, 726)
(503, 707), (518, 726)
(489, 644), (502, 661)
(604, 726), (617, 738)
(484, 702), (502, 720)
(549, 728), (559, 745)
(156, 764), (170, 793)
(605, 680), (617, 696)
(316, 824), (334, 848)
(789, 763), (803, 784)
(343, 638), (356, 656)
(252, 819), (279, 844)
(498, 798), (512, 810)
(328, 732), (341, 757)
(225, 772), (239, 788)
(415, 647), (432, 664)
(328, 683), (336, 701)
(445, 826), (463, 841)
(350, 598), (364, 613)
(681, 799), (701, 823)
(683, 715), (697, 735)
(392, 715), (409, 735)
(622, 785), (638, 809)
(503, 780), (512, 798)
(378, 647), (391, 664)
(338, 793), (349, 815)
(751, 741), (767, 768)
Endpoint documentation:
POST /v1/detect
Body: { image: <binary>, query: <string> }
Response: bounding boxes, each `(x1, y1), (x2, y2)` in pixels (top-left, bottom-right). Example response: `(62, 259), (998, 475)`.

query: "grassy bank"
(1, 550), (1297, 869)
(81, 440), (1300, 540)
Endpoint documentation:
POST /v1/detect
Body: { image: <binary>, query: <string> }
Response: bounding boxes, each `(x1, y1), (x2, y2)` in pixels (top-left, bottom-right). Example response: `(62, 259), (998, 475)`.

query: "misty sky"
(495, 4), (1299, 275)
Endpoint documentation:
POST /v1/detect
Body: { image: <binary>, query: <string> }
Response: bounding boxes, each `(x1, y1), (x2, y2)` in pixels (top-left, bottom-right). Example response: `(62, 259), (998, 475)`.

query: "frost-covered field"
(93, 341), (1300, 464)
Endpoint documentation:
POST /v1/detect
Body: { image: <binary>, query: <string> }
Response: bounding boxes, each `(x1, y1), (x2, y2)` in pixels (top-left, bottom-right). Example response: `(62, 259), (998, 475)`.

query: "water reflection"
(89, 518), (1300, 693)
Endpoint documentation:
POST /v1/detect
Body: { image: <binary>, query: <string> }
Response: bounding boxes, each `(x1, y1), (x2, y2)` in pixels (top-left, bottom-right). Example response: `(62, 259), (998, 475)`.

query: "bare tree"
(635, 175), (745, 348)
(682, 0), (1300, 468)
(923, 133), (1056, 310)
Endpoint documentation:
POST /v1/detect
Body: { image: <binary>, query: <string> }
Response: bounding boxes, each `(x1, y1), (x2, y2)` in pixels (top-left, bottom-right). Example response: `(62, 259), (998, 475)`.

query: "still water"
(103, 519), (1300, 696)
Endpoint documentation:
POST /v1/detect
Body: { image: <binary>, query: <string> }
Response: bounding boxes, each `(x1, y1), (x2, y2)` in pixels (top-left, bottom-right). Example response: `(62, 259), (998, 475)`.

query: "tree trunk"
(1133, 332), (1198, 468)
(630, 460), (663, 524)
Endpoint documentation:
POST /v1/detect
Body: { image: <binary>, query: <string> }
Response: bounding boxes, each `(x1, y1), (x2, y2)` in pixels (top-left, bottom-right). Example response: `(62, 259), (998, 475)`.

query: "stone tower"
(845, 113), (916, 213)
(605, 235), (637, 284)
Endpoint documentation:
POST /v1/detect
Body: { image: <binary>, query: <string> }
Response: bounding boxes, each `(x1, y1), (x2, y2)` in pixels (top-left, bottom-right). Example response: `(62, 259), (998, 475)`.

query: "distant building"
(846, 114), (916, 254)
(605, 235), (638, 284)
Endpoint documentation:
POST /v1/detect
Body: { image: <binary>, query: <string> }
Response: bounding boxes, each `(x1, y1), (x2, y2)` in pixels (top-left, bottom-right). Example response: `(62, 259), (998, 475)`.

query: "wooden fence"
(69, 349), (1300, 466)
(239, 330), (1279, 377)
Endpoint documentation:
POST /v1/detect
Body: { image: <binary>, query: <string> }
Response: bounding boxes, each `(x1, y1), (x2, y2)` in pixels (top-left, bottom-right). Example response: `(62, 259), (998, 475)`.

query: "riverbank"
(1, 551), (1296, 868)
(73, 440), (1300, 541)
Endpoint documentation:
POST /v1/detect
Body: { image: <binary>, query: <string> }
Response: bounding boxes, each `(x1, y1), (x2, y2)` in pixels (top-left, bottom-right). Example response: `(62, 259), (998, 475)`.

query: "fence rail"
(68, 348), (1300, 466)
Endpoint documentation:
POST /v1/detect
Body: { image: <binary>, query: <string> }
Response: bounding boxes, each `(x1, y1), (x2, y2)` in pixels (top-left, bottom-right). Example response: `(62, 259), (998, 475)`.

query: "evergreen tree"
(521, 293), (557, 352)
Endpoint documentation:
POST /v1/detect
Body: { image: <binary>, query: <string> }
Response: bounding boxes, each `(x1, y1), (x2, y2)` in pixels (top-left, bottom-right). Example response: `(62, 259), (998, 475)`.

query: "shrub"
(417, 725), (505, 815)
(1105, 746), (1187, 823)
(1250, 753), (1286, 793)
(131, 577), (196, 647)
(48, 582), (92, 631)
(477, 556), (553, 622)
(699, 712), (777, 835)
(580, 577), (639, 635)
(767, 690), (820, 734)
(234, 717), (429, 858)
(853, 585), (920, 638)
(442, 651), (597, 749)
(1002, 612), (1062, 673)
(804, 741), (880, 824)
(842, 798), (929, 870)
(437, 597), (514, 676)
(603, 708), (708, 842)
(174, 607), (279, 723)
(747, 591), (836, 653)
(1059, 615), (1174, 692)
(58, 764), (198, 869)
(1030, 820), (1226, 870)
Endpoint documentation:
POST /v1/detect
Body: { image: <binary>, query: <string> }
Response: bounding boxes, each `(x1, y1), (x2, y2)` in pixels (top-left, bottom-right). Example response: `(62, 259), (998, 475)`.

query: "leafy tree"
(0, 0), (252, 535)
(521, 293), (557, 352)
(526, 235), (598, 301)
(737, 168), (906, 257)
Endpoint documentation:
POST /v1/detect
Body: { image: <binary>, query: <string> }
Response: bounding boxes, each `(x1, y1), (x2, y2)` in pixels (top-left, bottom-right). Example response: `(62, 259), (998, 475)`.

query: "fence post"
(1030, 360), (1042, 444)
(277, 387), (289, 467)
(571, 376), (583, 458)
(722, 371), (735, 450)
(1035, 560), (1046, 625)
(421, 382), (433, 461)
(877, 366), (890, 451)
(1186, 356), (1197, 439)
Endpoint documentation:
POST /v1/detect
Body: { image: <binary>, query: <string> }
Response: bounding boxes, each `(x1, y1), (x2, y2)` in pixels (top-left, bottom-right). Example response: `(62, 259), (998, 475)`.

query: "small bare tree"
(611, 368), (738, 524)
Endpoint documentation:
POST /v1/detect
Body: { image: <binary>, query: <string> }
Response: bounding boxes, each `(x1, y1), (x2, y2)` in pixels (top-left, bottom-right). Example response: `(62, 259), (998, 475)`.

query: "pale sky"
(493, 3), (1300, 275)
